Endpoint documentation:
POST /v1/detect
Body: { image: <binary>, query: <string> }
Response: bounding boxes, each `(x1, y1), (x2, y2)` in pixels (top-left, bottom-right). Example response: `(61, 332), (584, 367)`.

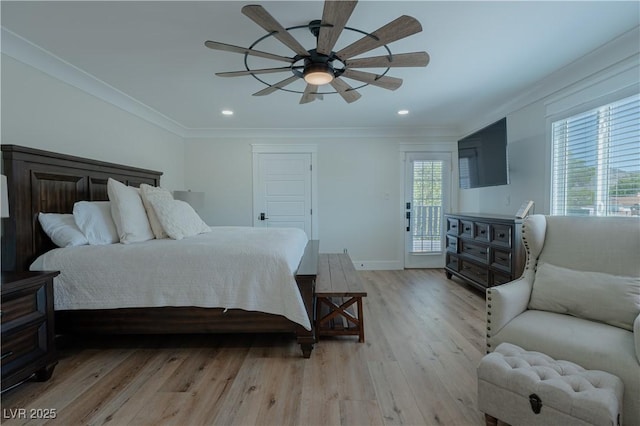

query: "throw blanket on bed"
(31, 226), (311, 330)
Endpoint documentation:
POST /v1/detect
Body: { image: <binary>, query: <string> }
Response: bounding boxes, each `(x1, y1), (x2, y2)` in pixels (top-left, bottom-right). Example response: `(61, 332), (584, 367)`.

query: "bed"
(1, 145), (318, 358)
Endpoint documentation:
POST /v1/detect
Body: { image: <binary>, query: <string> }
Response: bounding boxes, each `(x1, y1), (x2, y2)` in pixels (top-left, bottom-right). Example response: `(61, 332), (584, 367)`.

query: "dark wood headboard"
(1, 145), (162, 272)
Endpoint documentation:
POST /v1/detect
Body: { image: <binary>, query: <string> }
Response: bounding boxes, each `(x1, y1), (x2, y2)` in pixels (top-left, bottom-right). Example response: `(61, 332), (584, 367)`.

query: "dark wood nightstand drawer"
(1, 271), (59, 391)
(2, 286), (46, 326)
(2, 322), (47, 368)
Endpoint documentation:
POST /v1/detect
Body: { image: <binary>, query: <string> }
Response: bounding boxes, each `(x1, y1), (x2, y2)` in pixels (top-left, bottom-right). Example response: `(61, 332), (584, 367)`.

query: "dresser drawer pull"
(1, 351), (14, 361)
(451, 224), (457, 228)
(480, 230), (486, 234)
(498, 233), (506, 238)
(465, 227), (471, 231)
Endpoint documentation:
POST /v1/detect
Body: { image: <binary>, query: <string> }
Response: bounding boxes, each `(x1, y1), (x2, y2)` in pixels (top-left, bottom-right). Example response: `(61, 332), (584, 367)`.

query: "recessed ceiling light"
(397, 109), (410, 115)
(221, 109), (234, 116)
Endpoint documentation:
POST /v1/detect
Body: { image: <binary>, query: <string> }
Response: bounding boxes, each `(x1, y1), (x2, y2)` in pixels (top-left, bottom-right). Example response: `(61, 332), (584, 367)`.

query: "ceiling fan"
(204, 1), (430, 104)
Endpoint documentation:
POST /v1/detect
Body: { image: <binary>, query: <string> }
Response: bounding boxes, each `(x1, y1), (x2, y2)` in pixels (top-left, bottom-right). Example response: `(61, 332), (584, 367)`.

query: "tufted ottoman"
(478, 343), (623, 426)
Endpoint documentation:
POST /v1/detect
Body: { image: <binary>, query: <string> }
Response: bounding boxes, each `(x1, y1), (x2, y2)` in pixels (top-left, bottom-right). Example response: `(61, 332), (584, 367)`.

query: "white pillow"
(72, 201), (119, 245)
(107, 178), (155, 244)
(38, 213), (88, 247)
(139, 183), (172, 239)
(147, 196), (210, 240)
(529, 262), (640, 331)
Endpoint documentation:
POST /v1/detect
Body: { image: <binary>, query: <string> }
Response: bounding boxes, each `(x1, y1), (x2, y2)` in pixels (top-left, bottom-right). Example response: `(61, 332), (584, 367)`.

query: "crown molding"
(460, 26), (640, 135)
(1, 27), (188, 137)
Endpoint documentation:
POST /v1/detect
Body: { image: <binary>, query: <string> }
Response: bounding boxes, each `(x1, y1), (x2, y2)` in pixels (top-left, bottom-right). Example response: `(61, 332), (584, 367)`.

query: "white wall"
(459, 28), (640, 216)
(183, 139), (254, 226)
(1, 55), (185, 190)
(458, 101), (548, 215)
(185, 135), (457, 269)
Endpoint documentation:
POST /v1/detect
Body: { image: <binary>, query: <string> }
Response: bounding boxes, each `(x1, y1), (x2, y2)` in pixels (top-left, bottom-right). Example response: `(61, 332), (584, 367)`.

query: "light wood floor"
(1, 269), (487, 426)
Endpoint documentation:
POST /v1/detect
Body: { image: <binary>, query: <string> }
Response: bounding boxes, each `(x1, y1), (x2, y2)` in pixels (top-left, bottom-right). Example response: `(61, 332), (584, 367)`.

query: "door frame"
(252, 144), (318, 239)
(398, 143), (458, 269)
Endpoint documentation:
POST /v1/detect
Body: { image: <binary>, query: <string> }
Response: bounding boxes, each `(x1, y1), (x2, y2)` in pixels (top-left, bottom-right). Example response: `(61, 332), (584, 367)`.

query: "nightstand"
(1, 271), (59, 392)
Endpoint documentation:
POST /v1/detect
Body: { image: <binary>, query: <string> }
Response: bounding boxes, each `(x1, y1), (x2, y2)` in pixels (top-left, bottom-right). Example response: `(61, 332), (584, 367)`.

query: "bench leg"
(357, 297), (364, 343)
(316, 296), (365, 342)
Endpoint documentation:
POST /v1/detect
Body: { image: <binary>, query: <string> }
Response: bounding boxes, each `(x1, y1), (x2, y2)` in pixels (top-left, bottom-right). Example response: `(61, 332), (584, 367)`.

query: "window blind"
(551, 94), (640, 216)
(411, 160), (443, 253)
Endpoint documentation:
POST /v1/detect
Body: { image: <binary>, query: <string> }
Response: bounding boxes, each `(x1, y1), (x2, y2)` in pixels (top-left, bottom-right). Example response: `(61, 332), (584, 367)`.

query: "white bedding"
(30, 226), (311, 330)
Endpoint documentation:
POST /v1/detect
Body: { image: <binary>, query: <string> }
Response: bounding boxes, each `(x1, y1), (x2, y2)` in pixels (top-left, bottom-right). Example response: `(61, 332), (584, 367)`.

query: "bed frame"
(1, 145), (317, 358)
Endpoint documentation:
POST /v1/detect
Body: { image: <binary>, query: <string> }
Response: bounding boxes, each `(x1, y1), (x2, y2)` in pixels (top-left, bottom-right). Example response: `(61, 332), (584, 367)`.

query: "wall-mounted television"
(458, 117), (509, 189)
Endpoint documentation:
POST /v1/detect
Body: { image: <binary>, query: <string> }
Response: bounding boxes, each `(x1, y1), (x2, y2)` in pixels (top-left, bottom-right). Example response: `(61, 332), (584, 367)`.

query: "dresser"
(1, 271), (59, 391)
(444, 213), (524, 291)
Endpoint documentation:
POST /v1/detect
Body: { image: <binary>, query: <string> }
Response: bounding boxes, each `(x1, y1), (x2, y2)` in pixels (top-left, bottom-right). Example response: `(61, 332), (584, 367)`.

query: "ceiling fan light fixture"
(303, 63), (334, 85)
(205, 2), (429, 103)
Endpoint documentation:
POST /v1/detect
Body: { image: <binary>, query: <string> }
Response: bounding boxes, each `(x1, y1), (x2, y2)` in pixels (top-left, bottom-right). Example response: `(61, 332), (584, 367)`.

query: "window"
(410, 160), (444, 253)
(551, 94), (640, 216)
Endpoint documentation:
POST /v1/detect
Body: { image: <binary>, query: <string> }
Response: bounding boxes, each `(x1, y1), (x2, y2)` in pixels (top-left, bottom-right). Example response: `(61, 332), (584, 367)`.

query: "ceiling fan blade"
(317, 0), (358, 55)
(242, 5), (309, 57)
(330, 77), (362, 103)
(336, 15), (422, 60)
(253, 75), (300, 96)
(346, 51), (430, 68)
(205, 41), (294, 63)
(300, 84), (320, 104)
(341, 69), (403, 91)
(216, 67), (293, 77)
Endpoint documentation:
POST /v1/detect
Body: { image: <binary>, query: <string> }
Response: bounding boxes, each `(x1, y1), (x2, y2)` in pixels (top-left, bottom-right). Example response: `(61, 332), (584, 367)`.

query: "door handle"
(406, 211), (411, 232)
(259, 212), (269, 221)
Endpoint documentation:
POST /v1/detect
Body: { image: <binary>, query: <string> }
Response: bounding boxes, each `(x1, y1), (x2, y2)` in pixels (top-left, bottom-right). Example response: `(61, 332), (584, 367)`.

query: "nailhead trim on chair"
(486, 216), (537, 353)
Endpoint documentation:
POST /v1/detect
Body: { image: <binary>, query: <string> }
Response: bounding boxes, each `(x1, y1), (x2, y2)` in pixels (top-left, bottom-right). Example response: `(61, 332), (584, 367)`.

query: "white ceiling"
(2, 1), (639, 133)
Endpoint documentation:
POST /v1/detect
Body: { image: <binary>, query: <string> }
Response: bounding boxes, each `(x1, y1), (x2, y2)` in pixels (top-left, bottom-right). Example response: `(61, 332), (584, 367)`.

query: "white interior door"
(253, 153), (313, 238)
(404, 152), (451, 268)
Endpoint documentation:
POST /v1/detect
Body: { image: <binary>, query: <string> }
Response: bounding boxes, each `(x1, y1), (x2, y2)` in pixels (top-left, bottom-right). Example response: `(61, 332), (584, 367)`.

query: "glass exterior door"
(404, 153), (451, 268)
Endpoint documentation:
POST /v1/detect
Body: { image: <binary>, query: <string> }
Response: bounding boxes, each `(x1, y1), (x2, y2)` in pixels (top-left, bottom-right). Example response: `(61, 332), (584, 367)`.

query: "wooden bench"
(315, 253), (367, 342)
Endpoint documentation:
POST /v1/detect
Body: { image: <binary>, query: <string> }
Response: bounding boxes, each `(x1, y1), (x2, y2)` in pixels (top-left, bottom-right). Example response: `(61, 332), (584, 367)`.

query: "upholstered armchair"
(485, 214), (639, 425)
